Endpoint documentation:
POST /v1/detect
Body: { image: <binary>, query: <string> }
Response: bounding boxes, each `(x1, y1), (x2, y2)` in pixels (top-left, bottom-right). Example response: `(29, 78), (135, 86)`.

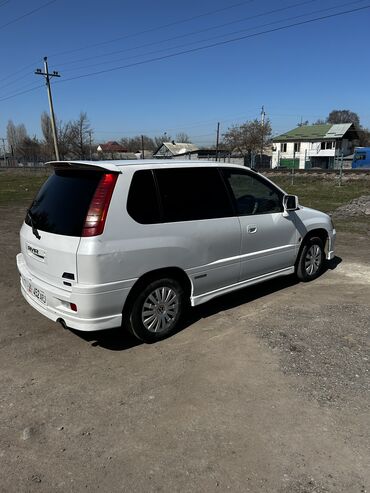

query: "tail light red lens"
(82, 173), (118, 237)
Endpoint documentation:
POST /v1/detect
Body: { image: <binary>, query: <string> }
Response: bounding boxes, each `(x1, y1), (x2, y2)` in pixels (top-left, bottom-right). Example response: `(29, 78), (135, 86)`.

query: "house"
(97, 141), (128, 159)
(272, 123), (360, 169)
(153, 141), (199, 159)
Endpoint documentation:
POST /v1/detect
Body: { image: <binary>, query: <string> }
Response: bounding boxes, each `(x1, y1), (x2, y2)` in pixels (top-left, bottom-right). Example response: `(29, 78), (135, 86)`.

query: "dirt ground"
(0, 206), (369, 493)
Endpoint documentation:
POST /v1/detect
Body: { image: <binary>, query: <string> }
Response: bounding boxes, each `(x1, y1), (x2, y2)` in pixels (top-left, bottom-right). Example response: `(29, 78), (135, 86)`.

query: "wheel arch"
(296, 228), (329, 268)
(122, 266), (192, 314)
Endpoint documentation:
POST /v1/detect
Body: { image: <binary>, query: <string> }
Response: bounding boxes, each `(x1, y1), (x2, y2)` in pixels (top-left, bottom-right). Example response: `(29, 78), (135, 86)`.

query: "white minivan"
(17, 160), (335, 342)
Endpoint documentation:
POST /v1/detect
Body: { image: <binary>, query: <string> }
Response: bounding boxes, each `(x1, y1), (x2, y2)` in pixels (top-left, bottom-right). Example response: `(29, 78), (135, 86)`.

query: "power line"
(60, 0), (365, 75)
(0, 84), (43, 103)
(0, 0), (327, 96)
(0, 62), (37, 85)
(1, 4), (368, 104)
(0, 74), (35, 90)
(0, 0), (57, 30)
(0, 1), (250, 88)
(56, 5), (370, 84)
(57, 0), (321, 69)
(49, 0), (254, 58)
(0, 0), (356, 89)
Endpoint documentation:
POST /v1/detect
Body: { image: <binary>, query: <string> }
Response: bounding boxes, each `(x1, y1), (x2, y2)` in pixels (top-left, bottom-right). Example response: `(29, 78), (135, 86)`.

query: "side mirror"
(283, 194), (299, 216)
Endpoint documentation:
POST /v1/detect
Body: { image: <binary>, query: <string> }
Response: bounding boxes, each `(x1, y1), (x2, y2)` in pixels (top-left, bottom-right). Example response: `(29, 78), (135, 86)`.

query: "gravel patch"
(254, 304), (370, 407)
(332, 195), (370, 218)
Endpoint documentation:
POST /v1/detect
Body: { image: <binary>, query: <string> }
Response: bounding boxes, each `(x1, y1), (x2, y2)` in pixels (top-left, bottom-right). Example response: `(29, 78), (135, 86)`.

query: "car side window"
(221, 168), (283, 216)
(127, 170), (161, 224)
(154, 167), (233, 222)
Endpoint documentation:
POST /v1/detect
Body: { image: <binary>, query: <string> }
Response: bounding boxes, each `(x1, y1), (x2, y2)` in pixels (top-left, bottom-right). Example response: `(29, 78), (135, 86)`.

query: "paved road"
(0, 207), (369, 492)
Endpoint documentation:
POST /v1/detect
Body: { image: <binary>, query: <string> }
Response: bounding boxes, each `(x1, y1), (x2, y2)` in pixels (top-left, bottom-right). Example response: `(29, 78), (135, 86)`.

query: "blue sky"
(1, 0), (370, 146)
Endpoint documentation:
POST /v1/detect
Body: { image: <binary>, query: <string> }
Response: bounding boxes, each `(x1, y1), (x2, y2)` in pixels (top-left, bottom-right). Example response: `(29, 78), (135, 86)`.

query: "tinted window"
(221, 168), (283, 216)
(127, 170), (160, 224)
(26, 170), (102, 236)
(155, 167), (233, 222)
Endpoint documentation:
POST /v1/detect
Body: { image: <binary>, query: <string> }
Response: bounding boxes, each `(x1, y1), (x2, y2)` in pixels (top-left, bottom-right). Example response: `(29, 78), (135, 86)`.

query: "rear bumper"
(16, 253), (135, 332)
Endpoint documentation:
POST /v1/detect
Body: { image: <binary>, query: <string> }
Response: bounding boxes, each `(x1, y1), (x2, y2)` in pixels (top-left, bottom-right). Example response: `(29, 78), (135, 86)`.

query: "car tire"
(296, 236), (325, 282)
(124, 277), (185, 343)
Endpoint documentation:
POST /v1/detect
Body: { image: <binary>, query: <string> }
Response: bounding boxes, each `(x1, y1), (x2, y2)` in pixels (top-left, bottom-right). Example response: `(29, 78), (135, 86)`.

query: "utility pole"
(35, 57), (61, 160)
(260, 105), (266, 168)
(215, 122), (220, 162)
(88, 130), (93, 160)
(1, 138), (7, 166)
(141, 135), (145, 159)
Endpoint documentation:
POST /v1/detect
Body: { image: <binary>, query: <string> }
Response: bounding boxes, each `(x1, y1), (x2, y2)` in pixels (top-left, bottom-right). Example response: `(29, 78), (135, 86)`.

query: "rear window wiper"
(27, 210), (41, 240)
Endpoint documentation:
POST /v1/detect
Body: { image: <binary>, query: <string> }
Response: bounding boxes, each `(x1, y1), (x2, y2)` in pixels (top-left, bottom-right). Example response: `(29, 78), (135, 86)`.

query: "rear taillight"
(82, 173), (118, 237)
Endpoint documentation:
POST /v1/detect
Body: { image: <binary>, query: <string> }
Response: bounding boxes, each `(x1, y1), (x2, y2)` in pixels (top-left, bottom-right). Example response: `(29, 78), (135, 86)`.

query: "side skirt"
(190, 266), (295, 306)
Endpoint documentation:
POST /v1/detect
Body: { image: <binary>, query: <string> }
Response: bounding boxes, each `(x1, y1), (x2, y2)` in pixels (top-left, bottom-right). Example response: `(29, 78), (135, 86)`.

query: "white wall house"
(272, 123), (359, 169)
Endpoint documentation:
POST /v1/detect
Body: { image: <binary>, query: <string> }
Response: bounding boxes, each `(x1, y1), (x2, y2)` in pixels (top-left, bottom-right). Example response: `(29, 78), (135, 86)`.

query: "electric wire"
(60, 0), (367, 75)
(57, 0), (321, 69)
(0, 1), (252, 88)
(49, 0), (255, 58)
(56, 5), (370, 84)
(0, 4), (368, 103)
(0, 85), (44, 103)
(0, 0), (58, 30)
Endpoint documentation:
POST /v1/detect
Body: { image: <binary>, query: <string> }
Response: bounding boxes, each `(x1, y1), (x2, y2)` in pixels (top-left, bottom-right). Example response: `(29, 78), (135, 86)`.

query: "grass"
(268, 174), (370, 213)
(0, 169), (50, 206)
(266, 174), (370, 234)
(0, 168), (369, 234)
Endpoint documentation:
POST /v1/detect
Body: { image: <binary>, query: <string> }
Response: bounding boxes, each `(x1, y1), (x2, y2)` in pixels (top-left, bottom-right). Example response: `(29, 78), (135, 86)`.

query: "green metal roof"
(273, 124), (342, 142)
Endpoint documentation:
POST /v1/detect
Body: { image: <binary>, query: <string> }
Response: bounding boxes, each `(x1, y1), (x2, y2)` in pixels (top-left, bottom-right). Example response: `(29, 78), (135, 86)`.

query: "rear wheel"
(296, 236), (325, 282)
(124, 278), (185, 343)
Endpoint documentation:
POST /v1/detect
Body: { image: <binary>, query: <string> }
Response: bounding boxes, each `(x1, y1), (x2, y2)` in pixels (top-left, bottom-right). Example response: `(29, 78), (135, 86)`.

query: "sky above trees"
(1, 0), (370, 146)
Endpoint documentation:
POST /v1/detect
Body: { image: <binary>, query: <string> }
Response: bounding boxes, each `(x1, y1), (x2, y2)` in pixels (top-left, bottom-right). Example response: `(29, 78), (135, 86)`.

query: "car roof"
(46, 159), (251, 173)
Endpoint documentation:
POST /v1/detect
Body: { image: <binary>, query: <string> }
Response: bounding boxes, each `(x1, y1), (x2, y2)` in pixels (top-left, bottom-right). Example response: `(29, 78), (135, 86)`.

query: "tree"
(297, 120), (309, 127)
(312, 119), (326, 125)
(175, 132), (190, 143)
(222, 119), (272, 156)
(40, 112), (72, 160)
(68, 112), (92, 159)
(6, 120), (28, 156)
(18, 136), (42, 162)
(119, 135), (155, 152)
(40, 112), (54, 159)
(154, 133), (172, 149)
(358, 128), (370, 146)
(327, 109), (360, 126)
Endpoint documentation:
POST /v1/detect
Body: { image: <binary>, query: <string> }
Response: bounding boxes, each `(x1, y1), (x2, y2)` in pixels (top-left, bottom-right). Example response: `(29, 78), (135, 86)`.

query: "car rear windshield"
(25, 169), (102, 237)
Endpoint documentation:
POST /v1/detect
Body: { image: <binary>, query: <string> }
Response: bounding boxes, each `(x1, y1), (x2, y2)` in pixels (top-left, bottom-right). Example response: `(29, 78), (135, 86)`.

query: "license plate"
(27, 281), (47, 305)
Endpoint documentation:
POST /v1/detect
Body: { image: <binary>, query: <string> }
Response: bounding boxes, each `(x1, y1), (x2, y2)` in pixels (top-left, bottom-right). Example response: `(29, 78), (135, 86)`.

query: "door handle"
(247, 225), (257, 234)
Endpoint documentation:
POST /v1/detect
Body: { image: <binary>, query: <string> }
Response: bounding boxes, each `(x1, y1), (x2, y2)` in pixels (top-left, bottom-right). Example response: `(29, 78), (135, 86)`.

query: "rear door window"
(26, 169), (102, 236)
(154, 167), (233, 222)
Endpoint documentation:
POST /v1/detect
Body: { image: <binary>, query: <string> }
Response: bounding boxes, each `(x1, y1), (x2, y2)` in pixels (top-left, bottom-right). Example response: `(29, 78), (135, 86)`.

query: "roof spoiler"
(46, 160), (122, 173)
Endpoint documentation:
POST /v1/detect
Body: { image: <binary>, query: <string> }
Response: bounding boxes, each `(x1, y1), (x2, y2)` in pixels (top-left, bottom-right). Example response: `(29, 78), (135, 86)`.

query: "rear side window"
(155, 167), (233, 222)
(127, 170), (161, 224)
(26, 170), (102, 236)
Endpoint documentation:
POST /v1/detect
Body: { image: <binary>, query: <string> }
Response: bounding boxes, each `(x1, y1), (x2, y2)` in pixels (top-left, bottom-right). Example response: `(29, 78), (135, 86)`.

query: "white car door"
(221, 168), (298, 281)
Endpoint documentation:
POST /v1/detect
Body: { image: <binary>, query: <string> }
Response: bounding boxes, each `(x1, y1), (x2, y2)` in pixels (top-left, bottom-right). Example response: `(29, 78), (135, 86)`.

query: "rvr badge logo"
(27, 244), (46, 261)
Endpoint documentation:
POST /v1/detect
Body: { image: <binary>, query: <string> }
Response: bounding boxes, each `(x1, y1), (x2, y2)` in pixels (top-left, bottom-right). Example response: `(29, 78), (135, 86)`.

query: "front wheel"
(296, 236), (325, 282)
(124, 278), (185, 343)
